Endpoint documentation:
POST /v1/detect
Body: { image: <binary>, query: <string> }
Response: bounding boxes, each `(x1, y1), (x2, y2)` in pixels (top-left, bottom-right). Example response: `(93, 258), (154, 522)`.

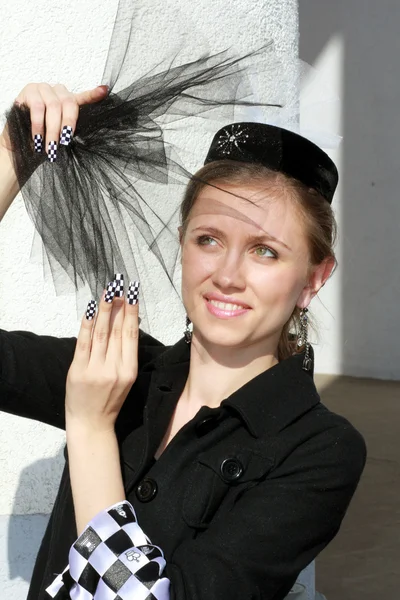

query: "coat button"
(220, 458), (244, 482)
(135, 478), (158, 502)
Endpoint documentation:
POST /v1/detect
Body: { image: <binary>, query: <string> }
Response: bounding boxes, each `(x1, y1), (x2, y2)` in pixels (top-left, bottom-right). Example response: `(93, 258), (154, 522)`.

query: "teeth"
(209, 300), (245, 311)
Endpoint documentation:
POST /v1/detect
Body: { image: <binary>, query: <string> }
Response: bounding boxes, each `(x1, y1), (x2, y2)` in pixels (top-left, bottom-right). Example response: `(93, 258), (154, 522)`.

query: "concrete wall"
(0, 0), (298, 596)
(300, 0), (400, 380)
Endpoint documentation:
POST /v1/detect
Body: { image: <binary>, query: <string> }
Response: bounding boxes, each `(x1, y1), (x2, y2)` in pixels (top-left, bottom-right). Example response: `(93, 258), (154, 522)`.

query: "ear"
(178, 225), (184, 245)
(297, 256), (336, 309)
(178, 226), (185, 264)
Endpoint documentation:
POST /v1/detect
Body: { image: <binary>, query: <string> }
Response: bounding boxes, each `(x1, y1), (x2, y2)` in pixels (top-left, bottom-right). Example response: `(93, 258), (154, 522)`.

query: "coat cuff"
(45, 501), (170, 599)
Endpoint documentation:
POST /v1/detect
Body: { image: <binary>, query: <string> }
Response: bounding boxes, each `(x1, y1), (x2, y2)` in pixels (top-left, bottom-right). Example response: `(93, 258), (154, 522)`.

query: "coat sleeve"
(0, 329), (76, 428)
(165, 421), (366, 600)
(0, 328), (164, 429)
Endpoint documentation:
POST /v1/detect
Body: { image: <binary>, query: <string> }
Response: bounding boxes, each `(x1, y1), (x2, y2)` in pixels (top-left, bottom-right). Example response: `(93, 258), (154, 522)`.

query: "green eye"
(197, 235), (217, 246)
(255, 246), (276, 258)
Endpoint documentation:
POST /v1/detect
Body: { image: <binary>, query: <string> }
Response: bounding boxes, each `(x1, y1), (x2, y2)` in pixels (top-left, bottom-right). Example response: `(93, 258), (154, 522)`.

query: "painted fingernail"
(104, 280), (117, 303)
(60, 125), (73, 146)
(127, 281), (140, 305)
(47, 141), (57, 162)
(34, 134), (43, 153)
(114, 273), (124, 297)
(86, 300), (97, 320)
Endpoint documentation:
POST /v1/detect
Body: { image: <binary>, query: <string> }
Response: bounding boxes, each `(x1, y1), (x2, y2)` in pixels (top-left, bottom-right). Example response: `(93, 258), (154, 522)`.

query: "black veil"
(5, 0), (281, 329)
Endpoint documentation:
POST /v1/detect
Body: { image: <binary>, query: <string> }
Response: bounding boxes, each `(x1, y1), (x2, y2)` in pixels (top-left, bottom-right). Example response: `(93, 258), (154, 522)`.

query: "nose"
(211, 250), (246, 292)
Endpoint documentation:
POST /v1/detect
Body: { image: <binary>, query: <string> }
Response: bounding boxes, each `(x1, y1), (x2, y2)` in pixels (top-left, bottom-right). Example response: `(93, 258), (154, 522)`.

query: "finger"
(90, 281), (116, 363)
(107, 293), (126, 366)
(122, 281), (140, 368)
(53, 84), (79, 148)
(107, 298), (125, 360)
(37, 83), (63, 162)
(74, 85), (109, 107)
(106, 273), (125, 359)
(72, 300), (98, 368)
(16, 85), (46, 153)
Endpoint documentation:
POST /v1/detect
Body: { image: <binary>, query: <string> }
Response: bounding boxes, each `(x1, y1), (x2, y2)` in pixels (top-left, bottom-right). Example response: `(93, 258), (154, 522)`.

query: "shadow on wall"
(300, 0), (400, 380)
(8, 450), (64, 583)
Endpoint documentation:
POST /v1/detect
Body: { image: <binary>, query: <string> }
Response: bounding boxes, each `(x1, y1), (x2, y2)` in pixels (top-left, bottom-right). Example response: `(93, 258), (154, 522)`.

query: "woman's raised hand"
(0, 82), (108, 158)
(0, 82), (108, 219)
(65, 277), (140, 434)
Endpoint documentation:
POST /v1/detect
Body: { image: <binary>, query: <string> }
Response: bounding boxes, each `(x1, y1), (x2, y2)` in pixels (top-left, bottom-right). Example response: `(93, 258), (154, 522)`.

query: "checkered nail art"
(47, 141), (57, 162)
(104, 280), (117, 303)
(34, 134), (43, 153)
(113, 273), (124, 297)
(85, 300), (97, 320)
(127, 281), (140, 305)
(60, 125), (73, 146)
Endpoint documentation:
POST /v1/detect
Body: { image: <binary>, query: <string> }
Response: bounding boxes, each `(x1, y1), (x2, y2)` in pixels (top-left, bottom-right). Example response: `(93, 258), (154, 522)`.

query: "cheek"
(251, 263), (307, 304)
(181, 245), (214, 292)
(249, 266), (306, 331)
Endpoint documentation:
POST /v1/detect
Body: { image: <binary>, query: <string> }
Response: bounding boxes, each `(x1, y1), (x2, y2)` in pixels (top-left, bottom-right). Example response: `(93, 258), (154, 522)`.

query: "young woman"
(0, 83), (366, 600)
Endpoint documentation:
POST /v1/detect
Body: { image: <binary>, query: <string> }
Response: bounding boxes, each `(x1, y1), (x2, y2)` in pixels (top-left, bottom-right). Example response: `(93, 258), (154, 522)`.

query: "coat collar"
(222, 351), (320, 437)
(142, 338), (320, 439)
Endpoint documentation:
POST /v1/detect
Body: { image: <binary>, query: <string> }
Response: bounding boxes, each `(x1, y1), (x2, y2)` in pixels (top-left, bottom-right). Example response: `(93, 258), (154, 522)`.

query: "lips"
(203, 294), (251, 319)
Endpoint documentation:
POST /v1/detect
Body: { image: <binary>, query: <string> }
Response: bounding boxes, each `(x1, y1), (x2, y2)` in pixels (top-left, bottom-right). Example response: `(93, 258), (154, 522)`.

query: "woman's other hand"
(65, 278), (140, 434)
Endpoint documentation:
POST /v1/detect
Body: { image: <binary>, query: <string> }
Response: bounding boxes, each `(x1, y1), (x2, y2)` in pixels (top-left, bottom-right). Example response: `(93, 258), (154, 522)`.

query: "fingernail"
(114, 273), (124, 297)
(60, 125), (73, 146)
(85, 300), (97, 320)
(104, 280), (117, 303)
(127, 281), (140, 305)
(47, 141), (57, 162)
(34, 134), (43, 153)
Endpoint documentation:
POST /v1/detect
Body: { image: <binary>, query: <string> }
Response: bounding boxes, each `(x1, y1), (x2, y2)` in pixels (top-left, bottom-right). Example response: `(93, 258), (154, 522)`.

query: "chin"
(194, 321), (254, 349)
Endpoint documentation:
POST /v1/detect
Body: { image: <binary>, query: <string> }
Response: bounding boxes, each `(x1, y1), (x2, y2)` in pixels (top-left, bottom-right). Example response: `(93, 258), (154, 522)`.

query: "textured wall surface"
(0, 0), (298, 595)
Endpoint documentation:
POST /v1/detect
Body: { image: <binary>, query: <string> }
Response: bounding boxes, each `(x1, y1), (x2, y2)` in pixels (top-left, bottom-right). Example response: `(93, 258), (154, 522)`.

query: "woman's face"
(181, 182), (323, 353)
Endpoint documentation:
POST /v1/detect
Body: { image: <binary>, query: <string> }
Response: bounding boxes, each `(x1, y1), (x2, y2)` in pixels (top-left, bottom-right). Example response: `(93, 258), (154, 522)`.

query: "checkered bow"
(46, 501), (170, 600)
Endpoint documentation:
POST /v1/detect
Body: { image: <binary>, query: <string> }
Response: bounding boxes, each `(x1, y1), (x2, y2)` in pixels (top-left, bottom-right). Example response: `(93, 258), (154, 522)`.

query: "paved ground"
(315, 375), (400, 600)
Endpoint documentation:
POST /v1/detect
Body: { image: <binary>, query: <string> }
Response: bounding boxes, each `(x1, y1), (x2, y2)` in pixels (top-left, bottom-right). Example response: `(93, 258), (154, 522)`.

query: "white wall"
(300, 0), (400, 381)
(0, 0), (298, 596)
(300, 35), (344, 376)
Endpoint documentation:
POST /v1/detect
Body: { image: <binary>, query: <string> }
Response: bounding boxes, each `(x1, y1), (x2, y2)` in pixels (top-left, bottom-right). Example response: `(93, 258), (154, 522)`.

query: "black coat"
(0, 328), (366, 600)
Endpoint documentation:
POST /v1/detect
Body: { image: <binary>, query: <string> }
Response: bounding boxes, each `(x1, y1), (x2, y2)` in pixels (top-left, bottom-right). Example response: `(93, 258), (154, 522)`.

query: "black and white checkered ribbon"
(46, 501), (170, 599)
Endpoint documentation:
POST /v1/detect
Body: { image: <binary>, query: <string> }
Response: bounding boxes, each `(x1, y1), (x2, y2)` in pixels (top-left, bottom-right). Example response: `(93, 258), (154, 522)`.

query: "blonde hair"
(180, 160), (337, 360)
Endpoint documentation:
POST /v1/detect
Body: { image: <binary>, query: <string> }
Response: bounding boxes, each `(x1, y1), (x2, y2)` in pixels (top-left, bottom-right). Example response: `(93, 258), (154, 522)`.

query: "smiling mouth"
(207, 299), (248, 311)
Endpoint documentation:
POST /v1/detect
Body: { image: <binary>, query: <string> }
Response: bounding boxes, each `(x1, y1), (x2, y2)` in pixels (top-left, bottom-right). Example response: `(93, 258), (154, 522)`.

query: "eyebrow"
(192, 225), (292, 252)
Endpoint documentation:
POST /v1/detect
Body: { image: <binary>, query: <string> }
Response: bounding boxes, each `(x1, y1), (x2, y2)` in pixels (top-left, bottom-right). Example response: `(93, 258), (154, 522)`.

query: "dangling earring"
(184, 316), (192, 344)
(298, 308), (312, 371)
